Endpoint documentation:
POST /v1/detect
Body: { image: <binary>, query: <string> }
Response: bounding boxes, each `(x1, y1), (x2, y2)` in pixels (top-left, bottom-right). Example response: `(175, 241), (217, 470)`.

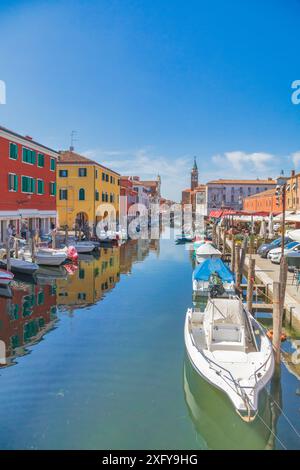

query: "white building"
(206, 178), (276, 214)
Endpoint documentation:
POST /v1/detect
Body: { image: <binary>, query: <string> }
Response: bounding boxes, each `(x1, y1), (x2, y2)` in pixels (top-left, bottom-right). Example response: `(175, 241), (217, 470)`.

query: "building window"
(102, 173), (105, 181)
(79, 269), (85, 279)
(50, 158), (55, 171)
(95, 190), (99, 201)
(59, 169), (68, 177)
(9, 142), (18, 160)
(22, 176), (35, 193)
(110, 193), (114, 203)
(102, 192), (105, 202)
(8, 173), (18, 191)
(79, 188), (85, 200)
(95, 169), (98, 178)
(256, 187), (259, 192)
(49, 182), (56, 196)
(22, 147), (36, 164)
(78, 168), (87, 177)
(106, 174), (109, 182)
(37, 153), (45, 167)
(37, 179), (44, 195)
(59, 189), (68, 200)
(78, 293), (86, 300)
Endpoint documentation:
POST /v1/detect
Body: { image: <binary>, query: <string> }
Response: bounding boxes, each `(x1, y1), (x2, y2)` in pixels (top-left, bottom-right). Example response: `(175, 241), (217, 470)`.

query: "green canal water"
(0, 235), (299, 450)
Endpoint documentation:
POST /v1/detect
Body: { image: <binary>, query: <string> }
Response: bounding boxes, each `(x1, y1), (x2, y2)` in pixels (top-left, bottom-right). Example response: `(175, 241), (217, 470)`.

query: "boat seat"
(191, 312), (205, 325)
(210, 324), (245, 352)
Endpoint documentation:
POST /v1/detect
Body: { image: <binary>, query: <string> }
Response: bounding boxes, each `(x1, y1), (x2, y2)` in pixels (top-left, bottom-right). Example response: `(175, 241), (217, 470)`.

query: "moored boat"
(0, 258), (38, 276)
(35, 250), (67, 266)
(196, 243), (222, 264)
(184, 297), (274, 421)
(0, 268), (14, 286)
(192, 258), (235, 296)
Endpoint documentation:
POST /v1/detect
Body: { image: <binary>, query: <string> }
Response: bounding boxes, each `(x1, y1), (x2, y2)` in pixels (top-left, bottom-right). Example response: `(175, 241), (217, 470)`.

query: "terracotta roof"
(0, 125), (58, 154)
(140, 180), (158, 187)
(244, 188), (276, 199)
(58, 150), (120, 176)
(207, 179), (276, 185)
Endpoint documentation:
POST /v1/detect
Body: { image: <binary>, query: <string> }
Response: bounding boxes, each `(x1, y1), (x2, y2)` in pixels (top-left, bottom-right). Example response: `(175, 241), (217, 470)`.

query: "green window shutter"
(50, 158), (55, 171)
(38, 153), (44, 167)
(22, 176), (26, 192)
(31, 150), (36, 164)
(14, 174), (18, 191)
(10, 143), (18, 159)
(31, 178), (35, 193)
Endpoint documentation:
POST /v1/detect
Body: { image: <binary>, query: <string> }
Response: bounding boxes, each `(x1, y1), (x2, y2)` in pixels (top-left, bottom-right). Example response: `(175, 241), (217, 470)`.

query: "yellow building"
(56, 247), (120, 310)
(56, 150), (120, 229)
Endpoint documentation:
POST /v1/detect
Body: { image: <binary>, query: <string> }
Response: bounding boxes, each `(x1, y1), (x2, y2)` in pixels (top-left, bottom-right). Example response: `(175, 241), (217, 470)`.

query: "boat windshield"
(205, 298), (244, 326)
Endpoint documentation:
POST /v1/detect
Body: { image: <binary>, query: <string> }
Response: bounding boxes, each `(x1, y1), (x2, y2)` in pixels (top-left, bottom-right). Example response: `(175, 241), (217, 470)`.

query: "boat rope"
(268, 394), (300, 441)
(256, 411), (287, 450)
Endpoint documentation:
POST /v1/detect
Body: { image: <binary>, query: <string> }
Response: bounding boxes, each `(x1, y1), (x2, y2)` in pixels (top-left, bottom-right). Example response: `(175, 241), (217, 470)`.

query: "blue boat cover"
(193, 258), (234, 282)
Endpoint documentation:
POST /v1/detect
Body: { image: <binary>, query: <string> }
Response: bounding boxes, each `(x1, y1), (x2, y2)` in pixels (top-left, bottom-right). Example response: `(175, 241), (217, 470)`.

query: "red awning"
(209, 210), (224, 218)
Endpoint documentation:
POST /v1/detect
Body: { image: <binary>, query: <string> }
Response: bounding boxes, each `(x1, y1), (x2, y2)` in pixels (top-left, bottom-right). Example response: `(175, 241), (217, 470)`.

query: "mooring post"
(31, 236), (36, 262)
(231, 239), (236, 272)
(247, 258), (255, 314)
(6, 236), (11, 272)
(272, 281), (282, 365)
(279, 257), (288, 320)
(239, 237), (248, 276)
(235, 245), (241, 289)
(223, 230), (227, 257)
(14, 237), (18, 259)
(52, 229), (56, 249)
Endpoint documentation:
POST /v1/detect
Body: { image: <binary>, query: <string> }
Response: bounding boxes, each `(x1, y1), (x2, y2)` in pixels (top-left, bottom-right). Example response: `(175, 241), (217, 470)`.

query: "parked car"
(268, 241), (300, 264)
(257, 236), (292, 258)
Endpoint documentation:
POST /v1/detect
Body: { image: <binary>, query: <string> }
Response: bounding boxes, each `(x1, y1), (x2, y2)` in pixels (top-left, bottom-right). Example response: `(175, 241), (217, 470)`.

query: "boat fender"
(266, 329), (287, 342)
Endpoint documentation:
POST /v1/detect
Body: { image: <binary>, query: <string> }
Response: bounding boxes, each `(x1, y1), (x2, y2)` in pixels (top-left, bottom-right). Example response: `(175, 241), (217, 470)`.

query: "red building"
(0, 126), (58, 241)
(120, 177), (138, 211)
(243, 188), (283, 213)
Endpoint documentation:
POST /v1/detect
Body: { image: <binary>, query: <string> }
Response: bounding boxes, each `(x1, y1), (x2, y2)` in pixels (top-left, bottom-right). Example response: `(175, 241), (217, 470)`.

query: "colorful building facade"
(56, 151), (120, 229)
(243, 188), (283, 213)
(0, 125), (58, 241)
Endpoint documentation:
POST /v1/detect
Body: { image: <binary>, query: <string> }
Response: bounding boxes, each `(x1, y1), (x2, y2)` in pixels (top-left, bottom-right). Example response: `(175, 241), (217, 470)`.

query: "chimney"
(25, 135), (33, 140)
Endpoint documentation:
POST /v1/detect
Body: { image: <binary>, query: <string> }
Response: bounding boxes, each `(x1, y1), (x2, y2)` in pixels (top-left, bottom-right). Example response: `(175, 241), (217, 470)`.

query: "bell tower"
(191, 157), (198, 190)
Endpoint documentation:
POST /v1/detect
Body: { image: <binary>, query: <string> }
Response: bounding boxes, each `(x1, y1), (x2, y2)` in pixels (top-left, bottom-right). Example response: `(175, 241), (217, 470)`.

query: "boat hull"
(184, 308), (274, 420)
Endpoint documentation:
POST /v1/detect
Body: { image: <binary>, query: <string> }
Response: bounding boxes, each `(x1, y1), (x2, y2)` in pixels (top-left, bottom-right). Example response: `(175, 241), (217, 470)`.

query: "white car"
(268, 241), (300, 264)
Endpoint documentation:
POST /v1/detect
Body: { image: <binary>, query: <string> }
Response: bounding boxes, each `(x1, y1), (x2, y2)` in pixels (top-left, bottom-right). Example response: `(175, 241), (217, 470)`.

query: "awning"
(209, 210), (223, 218)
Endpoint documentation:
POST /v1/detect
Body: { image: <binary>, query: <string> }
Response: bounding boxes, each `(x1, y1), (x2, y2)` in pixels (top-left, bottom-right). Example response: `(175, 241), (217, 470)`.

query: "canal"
(0, 234), (299, 450)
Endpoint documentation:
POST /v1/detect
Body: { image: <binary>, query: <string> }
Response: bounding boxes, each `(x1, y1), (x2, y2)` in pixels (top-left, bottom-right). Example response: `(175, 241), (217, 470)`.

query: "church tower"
(191, 157), (198, 190)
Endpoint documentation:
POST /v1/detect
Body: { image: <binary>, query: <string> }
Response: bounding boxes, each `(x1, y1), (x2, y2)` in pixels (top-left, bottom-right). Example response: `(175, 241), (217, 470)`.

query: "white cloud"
(212, 151), (275, 171)
(292, 151), (300, 167)
(82, 147), (191, 201)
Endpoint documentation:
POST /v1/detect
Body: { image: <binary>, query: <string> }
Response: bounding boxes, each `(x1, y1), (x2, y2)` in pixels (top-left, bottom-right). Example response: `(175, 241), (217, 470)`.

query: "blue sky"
(1, 0), (300, 200)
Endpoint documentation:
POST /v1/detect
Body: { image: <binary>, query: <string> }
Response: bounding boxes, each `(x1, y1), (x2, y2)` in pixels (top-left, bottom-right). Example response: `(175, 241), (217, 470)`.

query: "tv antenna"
(70, 130), (78, 151)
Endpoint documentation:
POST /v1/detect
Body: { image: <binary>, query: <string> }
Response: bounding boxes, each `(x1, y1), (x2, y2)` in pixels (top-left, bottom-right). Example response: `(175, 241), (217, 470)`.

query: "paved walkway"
(244, 254), (300, 330)
(225, 238), (300, 330)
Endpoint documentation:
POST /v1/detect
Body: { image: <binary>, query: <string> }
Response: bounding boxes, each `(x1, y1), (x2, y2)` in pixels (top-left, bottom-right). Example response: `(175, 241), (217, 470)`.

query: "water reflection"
(0, 238), (160, 367)
(0, 282), (57, 367)
(183, 356), (277, 450)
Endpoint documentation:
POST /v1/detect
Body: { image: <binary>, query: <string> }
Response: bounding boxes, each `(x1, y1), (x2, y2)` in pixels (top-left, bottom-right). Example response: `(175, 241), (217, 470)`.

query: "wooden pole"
(14, 237), (18, 259)
(279, 256), (288, 319)
(6, 237), (11, 272)
(223, 230), (227, 256)
(239, 237), (248, 276)
(31, 237), (36, 262)
(235, 245), (241, 289)
(247, 258), (255, 314)
(281, 184), (286, 260)
(231, 239), (236, 272)
(272, 281), (282, 365)
(52, 229), (56, 249)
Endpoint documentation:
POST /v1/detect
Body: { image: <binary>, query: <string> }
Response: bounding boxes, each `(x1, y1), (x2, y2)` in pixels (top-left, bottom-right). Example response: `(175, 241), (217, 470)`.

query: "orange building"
(243, 188), (283, 213)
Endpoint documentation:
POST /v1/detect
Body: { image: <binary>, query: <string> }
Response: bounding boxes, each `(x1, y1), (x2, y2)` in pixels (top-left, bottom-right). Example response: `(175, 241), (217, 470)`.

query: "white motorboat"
(196, 243), (222, 263)
(0, 268), (14, 286)
(184, 297), (274, 421)
(72, 241), (95, 253)
(0, 258), (39, 276)
(35, 249), (67, 266)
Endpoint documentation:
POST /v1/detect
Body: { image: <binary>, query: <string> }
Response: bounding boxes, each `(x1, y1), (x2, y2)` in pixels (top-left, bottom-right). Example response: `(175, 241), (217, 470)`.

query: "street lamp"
(275, 183), (286, 259)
